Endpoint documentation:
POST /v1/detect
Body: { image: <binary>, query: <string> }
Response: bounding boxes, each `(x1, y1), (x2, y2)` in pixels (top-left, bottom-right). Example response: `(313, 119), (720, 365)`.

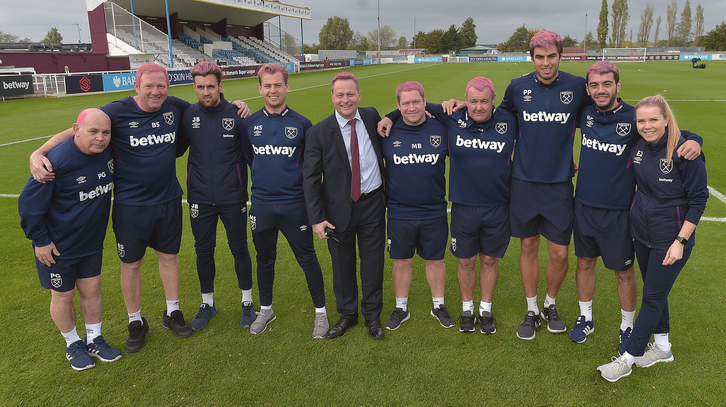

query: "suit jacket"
(303, 107), (384, 233)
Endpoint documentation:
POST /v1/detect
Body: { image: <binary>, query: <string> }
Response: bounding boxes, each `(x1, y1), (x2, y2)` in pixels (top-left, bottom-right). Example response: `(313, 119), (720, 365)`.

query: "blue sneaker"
(619, 327), (632, 355)
(568, 315), (595, 343)
(240, 301), (256, 328)
(190, 303), (217, 331)
(66, 340), (95, 371)
(85, 336), (122, 362)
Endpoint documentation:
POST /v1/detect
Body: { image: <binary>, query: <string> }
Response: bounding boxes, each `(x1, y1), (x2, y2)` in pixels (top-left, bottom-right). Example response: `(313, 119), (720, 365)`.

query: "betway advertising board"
(0, 75), (33, 97)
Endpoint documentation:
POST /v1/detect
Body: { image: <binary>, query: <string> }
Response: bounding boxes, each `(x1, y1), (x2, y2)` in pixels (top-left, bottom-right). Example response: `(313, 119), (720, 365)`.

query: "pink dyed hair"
(465, 77), (496, 99)
(529, 30), (562, 55)
(586, 61), (620, 83)
(258, 63), (289, 84)
(191, 60), (222, 83)
(331, 72), (359, 92)
(395, 81), (425, 102)
(135, 62), (169, 85)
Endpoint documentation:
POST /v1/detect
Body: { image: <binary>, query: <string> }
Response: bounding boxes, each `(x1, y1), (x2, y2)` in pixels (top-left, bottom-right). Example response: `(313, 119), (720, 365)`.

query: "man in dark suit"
(303, 72), (386, 340)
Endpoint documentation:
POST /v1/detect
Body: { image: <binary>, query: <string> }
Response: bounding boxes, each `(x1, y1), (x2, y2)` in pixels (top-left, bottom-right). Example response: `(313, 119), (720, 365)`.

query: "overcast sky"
(2, 0), (724, 46)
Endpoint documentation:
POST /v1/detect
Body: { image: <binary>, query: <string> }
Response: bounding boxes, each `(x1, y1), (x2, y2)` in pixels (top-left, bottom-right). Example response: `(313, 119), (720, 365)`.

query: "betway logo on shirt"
(455, 135), (506, 153)
(253, 145), (297, 157)
(392, 153), (440, 165)
(521, 111), (570, 124)
(129, 132), (176, 147)
(581, 134), (627, 156)
(79, 182), (113, 201)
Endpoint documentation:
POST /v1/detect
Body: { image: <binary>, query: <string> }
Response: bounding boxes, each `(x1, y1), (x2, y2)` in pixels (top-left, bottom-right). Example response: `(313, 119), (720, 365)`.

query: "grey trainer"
(634, 343), (674, 367)
(250, 308), (276, 334)
(312, 312), (329, 339)
(597, 355), (632, 382)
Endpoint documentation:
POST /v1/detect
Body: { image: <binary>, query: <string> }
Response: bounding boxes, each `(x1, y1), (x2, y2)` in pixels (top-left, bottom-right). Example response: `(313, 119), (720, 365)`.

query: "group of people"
(20, 29), (707, 382)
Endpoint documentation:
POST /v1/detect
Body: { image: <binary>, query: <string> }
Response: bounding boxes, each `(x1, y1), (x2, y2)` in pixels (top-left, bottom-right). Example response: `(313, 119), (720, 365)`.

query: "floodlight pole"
(73, 22), (81, 44)
(164, 0), (174, 68)
(377, 0), (381, 65)
(584, 13), (587, 53)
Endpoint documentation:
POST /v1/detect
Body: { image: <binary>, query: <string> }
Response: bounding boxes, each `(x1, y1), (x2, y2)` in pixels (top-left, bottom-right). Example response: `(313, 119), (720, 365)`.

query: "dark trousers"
(327, 189), (386, 321)
(250, 202), (325, 308)
(625, 240), (692, 356)
(189, 202), (253, 293)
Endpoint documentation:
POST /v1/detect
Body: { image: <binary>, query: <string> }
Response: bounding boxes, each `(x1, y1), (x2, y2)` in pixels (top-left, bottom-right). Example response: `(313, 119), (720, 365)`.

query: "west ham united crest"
(660, 158), (674, 174)
(616, 123), (632, 136)
(495, 122), (508, 135)
(285, 127), (298, 139)
(107, 159), (114, 173)
(190, 203), (199, 219)
(163, 112), (174, 125)
(50, 273), (62, 288)
(222, 118), (235, 131)
(560, 91), (573, 105)
(430, 135), (441, 147)
(117, 243), (125, 258)
(249, 215), (257, 231)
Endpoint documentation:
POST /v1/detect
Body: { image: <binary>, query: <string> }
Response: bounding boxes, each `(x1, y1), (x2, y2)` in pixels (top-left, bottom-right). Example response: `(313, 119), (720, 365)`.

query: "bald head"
(73, 108), (112, 155)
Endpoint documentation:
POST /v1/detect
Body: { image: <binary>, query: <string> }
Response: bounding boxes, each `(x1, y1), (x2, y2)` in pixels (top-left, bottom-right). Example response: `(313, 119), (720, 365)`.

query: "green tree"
(677, 0), (692, 44)
(367, 25), (397, 50)
(412, 29), (443, 53)
(561, 35), (578, 48)
(666, 0), (677, 46)
(303, 43), (320, 54)
(597, 0), (609, 49)
(351, 31), (370, 51)
(459, 17), (477, 48)
(637, 4), (655, 46)
(693, 5), (704, 46)
(611, 0), (630, 47)
(40, 27), (63, 44)
(581, 31), (599, 50)
(397, 36), (408, 49)
(502, 25), (531, 52)
(700, 21), (726, 50)
(318, 16), (353, 49)
(438, 24), (460, 53)
(0, 30), (32, 42)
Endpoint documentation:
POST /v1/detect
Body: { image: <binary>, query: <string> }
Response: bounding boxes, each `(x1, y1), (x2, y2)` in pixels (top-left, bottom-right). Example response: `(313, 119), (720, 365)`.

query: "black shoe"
(516, 311), (541, 340)
(458, 310), (476, 333)
(325, 318), (357, 340)
(430, 305), (455, 328)
(542, 304), (566, 333)
(126, 317), (149, 353)
(162, 310), (193, 338)
(385, 308), (410, 331)
(365, 319), (384, 340)
(479, 311), (496, 334)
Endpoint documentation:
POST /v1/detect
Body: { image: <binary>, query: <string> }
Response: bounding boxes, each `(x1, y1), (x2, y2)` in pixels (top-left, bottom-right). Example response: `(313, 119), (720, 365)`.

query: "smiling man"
(239, 63), (328, 338)
(177, 61), (254, 332)
(499, 30), (589, 341)
(303, 72), (386, 341)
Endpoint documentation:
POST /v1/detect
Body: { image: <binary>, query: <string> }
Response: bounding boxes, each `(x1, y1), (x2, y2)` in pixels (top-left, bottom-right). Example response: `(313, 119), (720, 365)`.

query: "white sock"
(85, 322), (102, 344)
(621, 310), (635, 331)
(622, 352), (636, 366)
(166, 300), (180, 316)
(241, 290), (253, 303)
(579, 300), (593, 321)
(260, 305), (272, 311)
(654, 333), (671, 352)
(479, 301), (492, 314)
(128, 310), (142, 324)
(395, 297), (408, 312)
(202, 292), (214, 307)
(462, 300), (474, 313)
(315, 306), (326, 315)
(526, 296), (539, 315)
(543, 294), (556, 309)
(432, 297), (444, 309)
(61, 327), (82, 347)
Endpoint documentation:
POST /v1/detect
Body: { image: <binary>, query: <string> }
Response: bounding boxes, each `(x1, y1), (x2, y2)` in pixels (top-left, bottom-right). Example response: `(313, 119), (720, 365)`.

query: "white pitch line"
(0, 135), (53, 147)
(708, 186), (726, 205)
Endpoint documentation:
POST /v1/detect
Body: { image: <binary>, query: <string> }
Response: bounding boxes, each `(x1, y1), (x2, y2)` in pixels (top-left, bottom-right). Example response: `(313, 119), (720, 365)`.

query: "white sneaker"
(312, 312), (329, 339)
(597, 355), (632, 382)
(634, 343), (674, 367)
(250, 309), (276, 334)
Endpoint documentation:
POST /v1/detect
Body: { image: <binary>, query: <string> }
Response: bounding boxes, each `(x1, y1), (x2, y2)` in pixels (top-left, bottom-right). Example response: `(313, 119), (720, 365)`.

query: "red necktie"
(348, 118), (361, 202)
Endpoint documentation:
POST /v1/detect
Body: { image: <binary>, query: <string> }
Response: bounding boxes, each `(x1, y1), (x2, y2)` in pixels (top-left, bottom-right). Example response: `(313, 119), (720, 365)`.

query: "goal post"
(602, 48), (647, 62)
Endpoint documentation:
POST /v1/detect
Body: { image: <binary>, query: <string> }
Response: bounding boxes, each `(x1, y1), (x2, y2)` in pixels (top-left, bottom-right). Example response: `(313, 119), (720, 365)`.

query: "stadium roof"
(105, 0), (311, 28)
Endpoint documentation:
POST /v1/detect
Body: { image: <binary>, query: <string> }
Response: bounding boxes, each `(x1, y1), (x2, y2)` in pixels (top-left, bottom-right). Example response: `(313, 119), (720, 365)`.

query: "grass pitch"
(1, 61), (725, 406)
